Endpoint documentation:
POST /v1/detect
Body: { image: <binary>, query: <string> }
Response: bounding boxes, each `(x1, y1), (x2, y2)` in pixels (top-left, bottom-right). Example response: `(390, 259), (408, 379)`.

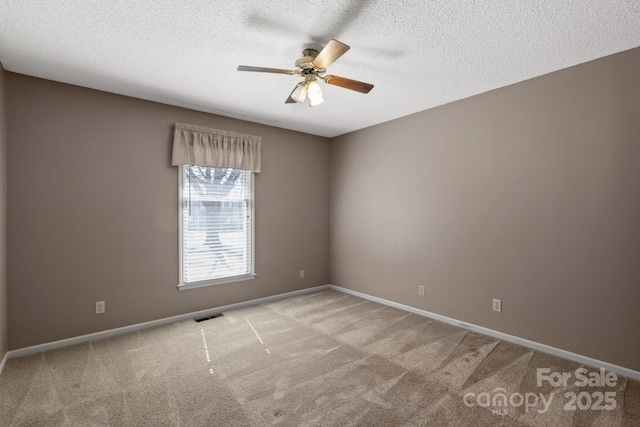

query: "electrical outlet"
(493, 299), (502, 312)
(96, 301), (105, 314)
(418, 285), (425, 297)
(299, 270), (305, 279)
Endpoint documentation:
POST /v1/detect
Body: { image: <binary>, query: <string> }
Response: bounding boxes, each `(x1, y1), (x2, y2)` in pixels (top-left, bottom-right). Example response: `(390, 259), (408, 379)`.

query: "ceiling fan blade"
(312, 39), (350, 69)
(237, 65), (295, 74)
(285, 86), (298, 103)
(323, 75), (374, 94)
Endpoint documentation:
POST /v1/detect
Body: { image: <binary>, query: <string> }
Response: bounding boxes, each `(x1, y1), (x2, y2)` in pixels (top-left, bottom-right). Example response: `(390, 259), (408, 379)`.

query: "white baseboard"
(5, 285), (331, 362)
(5, 283), (638, 383)
(329, 285), (640, 382)
(0, 351), (8, 376)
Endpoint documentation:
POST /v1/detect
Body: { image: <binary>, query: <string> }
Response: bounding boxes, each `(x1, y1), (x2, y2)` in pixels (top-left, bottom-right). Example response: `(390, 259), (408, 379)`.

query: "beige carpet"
(1, 289), (638, 426)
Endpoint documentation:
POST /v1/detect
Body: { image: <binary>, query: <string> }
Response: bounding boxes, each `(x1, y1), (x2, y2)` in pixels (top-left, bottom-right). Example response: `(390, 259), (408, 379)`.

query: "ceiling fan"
(237, 39), (374, 107)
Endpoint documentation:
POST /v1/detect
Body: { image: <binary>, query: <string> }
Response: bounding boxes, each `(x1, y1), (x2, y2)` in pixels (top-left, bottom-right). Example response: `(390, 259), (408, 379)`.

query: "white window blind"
(179, 166), (254, 288)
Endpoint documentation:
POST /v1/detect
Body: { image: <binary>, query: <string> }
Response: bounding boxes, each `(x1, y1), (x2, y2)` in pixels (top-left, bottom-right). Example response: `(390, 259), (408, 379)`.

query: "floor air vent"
(194, 313), (224, 322)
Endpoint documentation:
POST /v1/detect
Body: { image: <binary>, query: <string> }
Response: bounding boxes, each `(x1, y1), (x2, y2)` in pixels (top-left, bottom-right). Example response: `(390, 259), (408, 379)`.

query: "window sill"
(177, 273), (256, 291)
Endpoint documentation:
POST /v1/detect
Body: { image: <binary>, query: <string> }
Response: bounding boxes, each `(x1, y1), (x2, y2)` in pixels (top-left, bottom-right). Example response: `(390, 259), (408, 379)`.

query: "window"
(171, 122), (260, 289)
(178, 166), (255, 289)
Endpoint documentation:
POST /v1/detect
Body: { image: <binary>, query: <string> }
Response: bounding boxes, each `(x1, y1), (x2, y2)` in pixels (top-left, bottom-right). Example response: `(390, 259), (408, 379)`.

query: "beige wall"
(330, 47), (640, 371)
(0, 65), (7, 360)
(6, 74), (330, 349)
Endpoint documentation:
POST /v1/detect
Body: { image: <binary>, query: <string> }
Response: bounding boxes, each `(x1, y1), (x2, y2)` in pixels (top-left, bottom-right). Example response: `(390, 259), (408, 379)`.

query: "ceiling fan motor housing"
(295, 49), (323, 73)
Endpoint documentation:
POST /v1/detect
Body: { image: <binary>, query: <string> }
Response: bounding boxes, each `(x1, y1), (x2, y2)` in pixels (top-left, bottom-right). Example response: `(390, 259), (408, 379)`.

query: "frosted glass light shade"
(307, 80), (324, 106)
(291, 82), (307, 103)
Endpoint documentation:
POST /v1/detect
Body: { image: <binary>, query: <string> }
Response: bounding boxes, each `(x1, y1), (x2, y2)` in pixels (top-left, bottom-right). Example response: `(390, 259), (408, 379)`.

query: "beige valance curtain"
(171, 122), (261, 172)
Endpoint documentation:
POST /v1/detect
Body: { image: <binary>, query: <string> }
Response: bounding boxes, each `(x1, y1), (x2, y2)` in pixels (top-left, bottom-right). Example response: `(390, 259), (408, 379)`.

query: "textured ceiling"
(1, 1), (639, 138)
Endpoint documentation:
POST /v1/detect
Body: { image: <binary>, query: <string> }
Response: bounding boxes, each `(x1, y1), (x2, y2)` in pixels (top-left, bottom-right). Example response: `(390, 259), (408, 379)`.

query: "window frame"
(177, 165), (256, 291)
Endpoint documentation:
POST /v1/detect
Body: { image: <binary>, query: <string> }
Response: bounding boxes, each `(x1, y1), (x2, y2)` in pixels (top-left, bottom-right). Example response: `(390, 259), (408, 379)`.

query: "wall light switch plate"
(418, 285), (425, 297)
(96, 301), (105, 314)
(299, 270), (305, 279)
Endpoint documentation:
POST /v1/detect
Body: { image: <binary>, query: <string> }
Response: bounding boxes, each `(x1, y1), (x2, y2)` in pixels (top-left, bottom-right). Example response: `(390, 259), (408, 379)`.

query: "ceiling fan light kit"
(290, 75), (324, 106)
(237, 39), (374, 107)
